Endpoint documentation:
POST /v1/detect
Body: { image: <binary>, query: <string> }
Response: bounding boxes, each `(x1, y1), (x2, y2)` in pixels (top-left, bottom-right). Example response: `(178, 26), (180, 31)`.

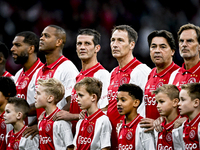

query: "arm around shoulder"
(19, 134), (39, 150)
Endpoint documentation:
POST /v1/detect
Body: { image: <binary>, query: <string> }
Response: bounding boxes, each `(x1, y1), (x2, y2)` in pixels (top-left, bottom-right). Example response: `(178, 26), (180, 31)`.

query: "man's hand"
(139, 118), (155, 132)
(53, 110), (79, 121)
(173, 117), (187, 129)
(22, 125), (38, 139)
(153, 117), (164, 132)
(79, 110), (86, 120)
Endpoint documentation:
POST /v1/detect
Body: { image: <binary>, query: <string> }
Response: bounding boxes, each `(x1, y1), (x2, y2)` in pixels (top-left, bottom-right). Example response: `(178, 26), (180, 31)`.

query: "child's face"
(76, 86), (93, 110)
(178, 89), (194, 116)
(34, 85), (48, 108)
(117, 91), (136, 116)
(155, 92), (175, 117)
(0, 91), (7, 107)
(3, 104), (18, 124)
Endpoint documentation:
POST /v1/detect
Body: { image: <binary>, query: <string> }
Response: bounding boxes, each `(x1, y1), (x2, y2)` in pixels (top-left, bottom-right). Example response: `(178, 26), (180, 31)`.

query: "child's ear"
(133, 99), (140, 108)
(91, 94), (97, 102)
(173, 98), (179, 107)
(193, 98), (200, 108)
(16, 112), (23, 120)
(47, 95), (54, 103)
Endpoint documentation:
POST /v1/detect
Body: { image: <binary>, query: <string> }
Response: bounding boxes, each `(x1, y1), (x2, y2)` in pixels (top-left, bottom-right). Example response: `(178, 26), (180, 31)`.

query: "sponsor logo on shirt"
(185, 143), (198, 150)
(144, 95), (156, 106)
(118, 144), (133, 150)
(157, 144), (172, 150)
(40, 135), (52, 144)
(78, 135), (91, 144)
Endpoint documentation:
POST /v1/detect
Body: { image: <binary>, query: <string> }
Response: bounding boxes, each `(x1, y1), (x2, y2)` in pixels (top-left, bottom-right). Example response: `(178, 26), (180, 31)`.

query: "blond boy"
(35, 78), (73, 150)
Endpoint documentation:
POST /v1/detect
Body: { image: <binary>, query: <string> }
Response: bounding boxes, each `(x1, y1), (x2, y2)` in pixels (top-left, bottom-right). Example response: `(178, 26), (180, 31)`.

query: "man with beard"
(11, 31), (44, 125)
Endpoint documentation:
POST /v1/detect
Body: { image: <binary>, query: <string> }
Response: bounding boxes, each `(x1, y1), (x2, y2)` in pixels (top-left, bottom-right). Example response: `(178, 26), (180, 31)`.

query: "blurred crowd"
(0, 0), (199, 74)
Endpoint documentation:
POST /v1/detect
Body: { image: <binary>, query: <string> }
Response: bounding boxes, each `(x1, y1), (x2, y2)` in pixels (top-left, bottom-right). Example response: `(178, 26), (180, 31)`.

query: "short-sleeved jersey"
(73, 109), (112, 150)
(173, 113), (200, 150)
(38, 107), (73, 150)
(107, 58), (151, 150)
(155, 115), (181, 150)
(0, 112), (12, 150)
(33, 56), (79, 118)
(70, 63), (110, 134)
(169, 61), (200, 90)
(118, 114), (155, 150)
(14, 58), (44, 124)
(144, 62), (179, 119)
(6, 125), (39, 150)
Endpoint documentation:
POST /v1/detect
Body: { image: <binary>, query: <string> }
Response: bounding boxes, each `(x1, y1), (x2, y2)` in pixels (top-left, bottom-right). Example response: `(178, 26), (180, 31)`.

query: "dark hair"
(148, 30), (176, 50)
(78, 28), (101, 46)
(118, 83), (143, 106)
(74, 77), (102, 101)
(111, 25), (138, 43)
(0, 41), (9, 59)
(177, 23), (200, 44)
(8, 97), (30, 119)
(0, 77), (16, 97)
(181, 83), (200, 100)
(16, 31), (39, 53)
(47, 25), (67, 47)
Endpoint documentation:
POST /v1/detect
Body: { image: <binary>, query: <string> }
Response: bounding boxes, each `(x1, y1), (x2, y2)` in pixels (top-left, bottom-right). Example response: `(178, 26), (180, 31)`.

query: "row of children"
(0, 75), (199, 149)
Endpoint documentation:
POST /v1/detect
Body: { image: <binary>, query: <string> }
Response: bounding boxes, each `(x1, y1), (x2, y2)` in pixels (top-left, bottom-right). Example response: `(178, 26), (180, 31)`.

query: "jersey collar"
(185, 112), (200, 127)
(153, 62), (176, 77)
(122, 114), (141, 128)
(43, 55), (66, 70)
(117, 57), (138, 73)
(180, 61), (200, 75)
(79, 63), (101, 76)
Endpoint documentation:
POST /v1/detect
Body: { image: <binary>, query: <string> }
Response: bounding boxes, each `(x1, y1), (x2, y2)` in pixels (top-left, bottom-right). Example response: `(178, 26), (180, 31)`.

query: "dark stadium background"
(0, 0), (199, 75)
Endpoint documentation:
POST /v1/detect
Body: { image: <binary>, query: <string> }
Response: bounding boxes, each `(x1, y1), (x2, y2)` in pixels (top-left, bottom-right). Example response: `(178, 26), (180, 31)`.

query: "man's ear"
(129, 41), (135, 51)
(16, 112), (23, 120)
(94, 45), (101, 53)
(56, 39), (63, 47)
(28, 45), (35, 54)
(0, 56), (3, 64)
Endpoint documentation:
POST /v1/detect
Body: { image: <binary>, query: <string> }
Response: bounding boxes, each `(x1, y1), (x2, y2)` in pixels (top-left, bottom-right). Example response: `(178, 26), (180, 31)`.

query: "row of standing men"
(0, 23), (200, 149)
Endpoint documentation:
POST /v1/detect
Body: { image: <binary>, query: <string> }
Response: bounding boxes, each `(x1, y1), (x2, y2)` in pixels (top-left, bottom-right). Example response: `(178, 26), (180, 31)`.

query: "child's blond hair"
(181, 83), (200, 100)
(37, 78), (65, 104)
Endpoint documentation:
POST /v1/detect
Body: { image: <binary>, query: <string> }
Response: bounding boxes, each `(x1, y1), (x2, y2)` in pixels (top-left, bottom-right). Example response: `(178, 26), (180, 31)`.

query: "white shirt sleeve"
(73, 119), (83, 147)
(138, 127), (156, 150)
(172, 123), (185, 150)
(93, 69), (110, 109)
(168, 68), (180, 84)
(19, 134), (39, 150)
(53, 120), (73, 150)
(129, 64), (151, 118)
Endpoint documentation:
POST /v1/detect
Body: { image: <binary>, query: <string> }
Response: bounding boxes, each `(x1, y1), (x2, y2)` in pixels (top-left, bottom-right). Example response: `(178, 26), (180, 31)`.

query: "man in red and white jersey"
(53, 28), (110, 134)
(11, 31), (44, 125)
(32, 25), (79, 119)
(143, 30), (179, 121)
(0, 42), (13, 79)
(108, 25), (151, 150)
(169, 23), (200, 89)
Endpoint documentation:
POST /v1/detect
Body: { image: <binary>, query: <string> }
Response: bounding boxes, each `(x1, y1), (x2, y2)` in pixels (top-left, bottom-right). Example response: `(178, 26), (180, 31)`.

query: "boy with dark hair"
(152, 84), (180, 150)
(73, 77), (112, 150)
(173, 83), (200, 149)
(117, 83), (155, 150)
(35, 78), (73, 150)
(0, 77), (16, 150)
(4, 97), (39, 150)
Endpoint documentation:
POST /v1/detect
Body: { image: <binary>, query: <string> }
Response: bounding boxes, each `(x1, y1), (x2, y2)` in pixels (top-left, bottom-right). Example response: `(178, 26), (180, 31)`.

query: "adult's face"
(39, 26), (58, 53)
(110, 30), (134, 59)
(179, 29), (200, 59)
(76, 35), (99, 61)
(150, 37), (174, 68)
(10, 36), (29, 64)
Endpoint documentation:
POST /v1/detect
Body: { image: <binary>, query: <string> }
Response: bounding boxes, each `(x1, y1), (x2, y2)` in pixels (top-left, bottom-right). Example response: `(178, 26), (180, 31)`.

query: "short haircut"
(0, 41), (9, 59)
(152, 84), (179, 100)
(181, 83), (200, 100)
(16, 31), (39, 53)
(47, 25), (66, 48)
(118, 83), (143, 107)
(0, 77), (16, 97)
(74, 77), (102, 101)
(78, 28), (101, 46)
(111, 25), (138, 43)
(177, 23), (200, 44)
(147, 30), (176, 50)
(37, 78), (65, 104)
(7, 97), (30, 120)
